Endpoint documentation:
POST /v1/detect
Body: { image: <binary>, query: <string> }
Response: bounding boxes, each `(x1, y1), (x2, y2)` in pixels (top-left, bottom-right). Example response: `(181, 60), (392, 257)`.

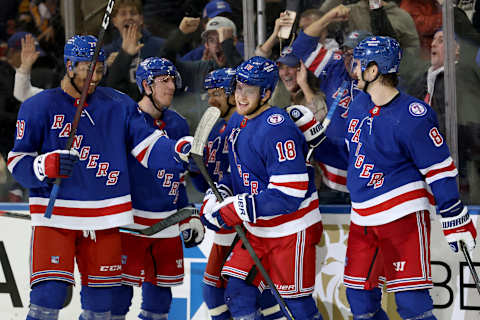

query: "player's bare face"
(278, 64), (299, 92)
(431, 31), (444, 70)
(151, 75), (176, 108)
(205, 33), (226, 67)
(112, 6), (143, 31)
(353, 59), (365, 89)
(207, 88), (229, 115)
(73, 61), (105, 94)
(235, 81), (261, 115)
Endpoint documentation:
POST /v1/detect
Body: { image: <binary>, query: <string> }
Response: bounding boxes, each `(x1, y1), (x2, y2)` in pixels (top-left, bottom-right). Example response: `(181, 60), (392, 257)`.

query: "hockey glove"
(200, 184), (233, 232)
(286, 104), (326, 148)
(440, 201), (477, 252)
(180, 208), (205, 248)
(212, 193), (256, 227)
(33, 149), (80, 181)
(174, 136), (199, 173)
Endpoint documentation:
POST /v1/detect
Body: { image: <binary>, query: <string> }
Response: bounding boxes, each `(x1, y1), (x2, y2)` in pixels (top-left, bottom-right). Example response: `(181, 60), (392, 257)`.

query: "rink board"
(0, 203), (479, 319)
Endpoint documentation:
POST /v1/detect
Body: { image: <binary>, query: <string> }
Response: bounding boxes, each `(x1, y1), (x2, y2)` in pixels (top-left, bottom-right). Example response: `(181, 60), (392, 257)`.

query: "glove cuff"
(441, 206), (470, 231)
(33, 153), (47, 181)
(233, 193), (256, 223)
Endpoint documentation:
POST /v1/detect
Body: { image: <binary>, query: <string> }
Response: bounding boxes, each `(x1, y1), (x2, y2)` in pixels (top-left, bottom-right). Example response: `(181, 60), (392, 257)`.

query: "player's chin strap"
(361, 69), (380, 93)
(146, 86), (168, 118)
(221, 97), (235, 118)
(69, 71), (83, 97)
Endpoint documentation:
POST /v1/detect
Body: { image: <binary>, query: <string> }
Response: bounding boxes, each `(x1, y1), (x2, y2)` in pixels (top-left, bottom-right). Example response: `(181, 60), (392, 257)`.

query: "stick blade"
(191, 107), (221, 156)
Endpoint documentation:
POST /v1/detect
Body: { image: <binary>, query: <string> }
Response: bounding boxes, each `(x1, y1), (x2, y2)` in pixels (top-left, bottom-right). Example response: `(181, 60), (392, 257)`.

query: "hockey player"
(109, 57), (205, 319)
(7, 35), (194, 320)
(201, 56), (323, 320)
(342, 36), (477, 320)
(200, 68), (239, 320)
(291, 5), (370, 191)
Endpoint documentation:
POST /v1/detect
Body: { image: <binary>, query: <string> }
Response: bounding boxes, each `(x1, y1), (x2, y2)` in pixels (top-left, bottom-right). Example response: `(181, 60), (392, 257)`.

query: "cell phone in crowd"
(278, 10), (297, 39)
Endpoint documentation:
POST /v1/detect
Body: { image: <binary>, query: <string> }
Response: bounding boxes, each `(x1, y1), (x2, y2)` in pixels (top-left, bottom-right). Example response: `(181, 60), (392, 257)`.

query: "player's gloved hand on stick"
(440, 201), (477, 252)
(200, 184), (232, 231)
(179, 207), (205, 248)
(203, 193), (256, 231)
(33, 149), (80, 181)
(286, 104), (326, 148)
(174, 136), (199, 173)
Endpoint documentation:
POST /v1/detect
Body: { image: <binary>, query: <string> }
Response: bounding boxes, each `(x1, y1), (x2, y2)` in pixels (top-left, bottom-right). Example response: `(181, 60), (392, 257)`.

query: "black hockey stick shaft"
(191, 153), (295, 320)
(1, 208), (191, 236)
(460, 241), (480, 295)
(45, 0), (116, 218)
(120, 207), (197, 236)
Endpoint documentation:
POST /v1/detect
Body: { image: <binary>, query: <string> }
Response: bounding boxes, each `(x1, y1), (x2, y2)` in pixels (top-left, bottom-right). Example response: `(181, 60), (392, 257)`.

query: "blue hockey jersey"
(192, 119), (230, 193)
(292, 31), (362, 146)
(125, 108), (189, 238)
(220, 107), (321, 238)
(8, 87), (184, 230)
(345, 91), (460, 226)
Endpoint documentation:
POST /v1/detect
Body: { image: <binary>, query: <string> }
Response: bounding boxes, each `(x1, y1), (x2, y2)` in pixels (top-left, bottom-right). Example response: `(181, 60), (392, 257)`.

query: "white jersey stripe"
(267, 183), (307, 198)
(269, 173), (309, 183)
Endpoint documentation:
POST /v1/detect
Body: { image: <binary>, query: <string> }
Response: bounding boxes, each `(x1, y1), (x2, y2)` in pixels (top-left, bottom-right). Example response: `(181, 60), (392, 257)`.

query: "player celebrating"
(201, 56), (323, 320)
(7, 36), (193, 320)
(343, 36), (477, 320)
(199, 68), (238, 320)
(110, 57), (205, 319)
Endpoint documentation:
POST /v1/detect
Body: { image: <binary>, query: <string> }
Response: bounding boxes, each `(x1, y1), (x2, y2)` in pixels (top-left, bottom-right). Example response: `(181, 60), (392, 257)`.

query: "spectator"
(1, 31), (51, 158)
(181, 13), (245, 62)
(0, 0), (19, 42)
(104, 0), (165, 101)
(143, 0), (209, 38)
(256, 10), (339, 61)
(270, 46), (327, 122)
(411, 28), (480, 203)
(400, 0), (442, 59)
(320, 0), (420, 52)
(29, 0), (65, 57)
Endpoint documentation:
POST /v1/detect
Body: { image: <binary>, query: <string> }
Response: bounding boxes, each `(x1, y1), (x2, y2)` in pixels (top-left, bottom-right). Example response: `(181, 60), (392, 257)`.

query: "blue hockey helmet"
(353, 36), (402, 74)
(135, 57), (182, 94)
(204, 68), (236, 96)
(63, 35), (105, 66)
(235, 56), (279, 98)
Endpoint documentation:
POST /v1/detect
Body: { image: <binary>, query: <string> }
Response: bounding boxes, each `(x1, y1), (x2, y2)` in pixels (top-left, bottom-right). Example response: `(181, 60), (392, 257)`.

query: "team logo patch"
(267, 114), (284, 125)
(409, 102), (427, 117)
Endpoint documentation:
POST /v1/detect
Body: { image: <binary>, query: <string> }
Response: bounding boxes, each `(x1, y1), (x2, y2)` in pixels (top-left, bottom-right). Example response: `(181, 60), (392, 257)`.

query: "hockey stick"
(190, 109), (296, 320)
(460, 241), (480, 295)
(44, 0), (116, 218)
(120, 206), (197, 236)
(0, 208), (192, 236)
(0, 210), (31, 220)
(306, 79), (349, 160)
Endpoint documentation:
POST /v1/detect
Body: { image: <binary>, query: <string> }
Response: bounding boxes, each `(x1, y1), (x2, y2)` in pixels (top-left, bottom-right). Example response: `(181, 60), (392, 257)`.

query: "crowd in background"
(1, 0), (480, 205)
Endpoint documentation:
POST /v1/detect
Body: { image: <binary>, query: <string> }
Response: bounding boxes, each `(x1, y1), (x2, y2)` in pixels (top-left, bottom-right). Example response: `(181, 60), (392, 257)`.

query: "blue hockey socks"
(202, 283), (231, 320)
(346, 288), (388, 320)
(284, 295), (322, 320)
(27, 281), (69, 320)
(110, 285), (133, 319)
(224, 277), (261, 319)
(395, 290), (436, 320)
(139, 282), (172, 320)
(79, 286), (113, 320)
